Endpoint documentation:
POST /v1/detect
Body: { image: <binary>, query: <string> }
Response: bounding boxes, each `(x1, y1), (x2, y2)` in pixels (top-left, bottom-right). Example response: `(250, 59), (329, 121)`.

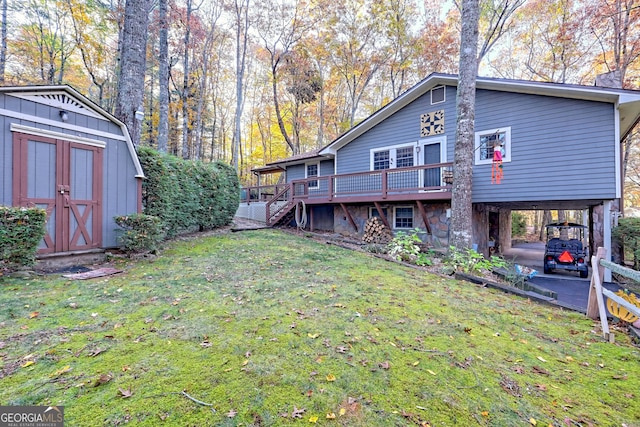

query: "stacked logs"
(362, 217), (392, 244)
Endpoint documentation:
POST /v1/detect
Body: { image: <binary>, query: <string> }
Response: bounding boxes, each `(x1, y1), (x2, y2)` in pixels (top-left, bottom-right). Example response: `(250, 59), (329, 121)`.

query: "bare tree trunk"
(157, 0), (169, 153)
(115, 0), (150, 148)
(181, 0), (193, 159)
(450, 0), (479, 251)
(232, 0), (249, 170)
(0, 0), (7, 83)
(539, 210), (551, 241)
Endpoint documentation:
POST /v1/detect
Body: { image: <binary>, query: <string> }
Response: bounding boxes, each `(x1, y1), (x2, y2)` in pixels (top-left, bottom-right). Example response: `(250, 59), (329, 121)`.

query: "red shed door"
(12, 133), (103, 254)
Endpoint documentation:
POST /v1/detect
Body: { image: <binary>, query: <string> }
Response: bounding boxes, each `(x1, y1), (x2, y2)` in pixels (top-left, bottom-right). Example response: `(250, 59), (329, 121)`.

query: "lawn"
(1, 229), (639, 426)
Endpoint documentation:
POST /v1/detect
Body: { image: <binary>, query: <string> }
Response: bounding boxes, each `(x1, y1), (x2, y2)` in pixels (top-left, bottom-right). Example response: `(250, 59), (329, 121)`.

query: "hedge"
(0, 206), (47, 269)
(136, 147), (240, 238)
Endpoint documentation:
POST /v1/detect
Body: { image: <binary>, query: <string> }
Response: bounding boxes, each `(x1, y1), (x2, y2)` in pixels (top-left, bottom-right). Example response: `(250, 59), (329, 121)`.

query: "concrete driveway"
(502, 242), (621, 312)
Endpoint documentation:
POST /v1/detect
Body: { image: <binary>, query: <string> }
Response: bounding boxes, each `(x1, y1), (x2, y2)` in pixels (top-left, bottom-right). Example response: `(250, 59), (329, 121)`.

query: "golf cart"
(543, 222), (589, 278)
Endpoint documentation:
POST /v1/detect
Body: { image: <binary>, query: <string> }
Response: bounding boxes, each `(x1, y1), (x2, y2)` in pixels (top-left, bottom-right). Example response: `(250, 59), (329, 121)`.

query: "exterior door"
(12, 132), (103, 254)
(423, 142), (442, 188)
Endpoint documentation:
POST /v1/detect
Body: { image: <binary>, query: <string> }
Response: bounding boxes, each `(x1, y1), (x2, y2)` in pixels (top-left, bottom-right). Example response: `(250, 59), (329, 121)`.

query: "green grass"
(1, 229), (639, 426)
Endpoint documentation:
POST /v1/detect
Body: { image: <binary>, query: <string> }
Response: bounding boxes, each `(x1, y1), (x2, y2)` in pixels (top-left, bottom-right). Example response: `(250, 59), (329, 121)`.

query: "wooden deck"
(240, 163), (454, 226)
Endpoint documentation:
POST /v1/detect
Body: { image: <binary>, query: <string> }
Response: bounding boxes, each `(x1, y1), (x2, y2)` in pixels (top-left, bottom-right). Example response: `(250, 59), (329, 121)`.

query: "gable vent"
(9, 91), (106, 120)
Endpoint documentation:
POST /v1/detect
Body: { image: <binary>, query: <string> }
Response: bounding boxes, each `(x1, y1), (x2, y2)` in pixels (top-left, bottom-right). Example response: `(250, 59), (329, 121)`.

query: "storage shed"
(0, 85), (144, 255)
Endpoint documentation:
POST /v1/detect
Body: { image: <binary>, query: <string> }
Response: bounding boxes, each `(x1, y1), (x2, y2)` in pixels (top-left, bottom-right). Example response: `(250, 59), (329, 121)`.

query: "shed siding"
(333, 87), (617, 204)
(0, 91), (140, 250)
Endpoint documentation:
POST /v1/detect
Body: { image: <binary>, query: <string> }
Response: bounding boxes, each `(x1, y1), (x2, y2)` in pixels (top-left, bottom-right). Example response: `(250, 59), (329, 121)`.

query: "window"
(394, 207), (414, 229)
(306, 162), (319, 189)
(396, 146), (414, 168)
(373, 150), (390, 171)
(370, 144), (415, 170)
(431, 86), (445, 104)
(369, 206), (388, 219)
(474, 127), (511, 165)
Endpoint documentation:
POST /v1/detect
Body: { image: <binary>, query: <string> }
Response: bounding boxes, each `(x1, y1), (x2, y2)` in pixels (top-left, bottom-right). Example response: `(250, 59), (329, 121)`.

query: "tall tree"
(230, 0), (250, 171)
(115, 0), (150, 148)
(0, 0), (7, 83)
(450, 0), (479, 251)
(157, 0), (169, 153)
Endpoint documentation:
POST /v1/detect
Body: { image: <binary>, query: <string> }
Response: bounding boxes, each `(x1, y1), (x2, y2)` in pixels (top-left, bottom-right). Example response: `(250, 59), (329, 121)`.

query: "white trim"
(603, 201), (612, 282)
(474, 127), (512, 165)
(305, 161), (320, 189)
(393, 205), (414, 229)
(0, 108), (127, 142)
(369, 142), (416, 170)
(430, 86), (446, 104)
(8, 91), (107, 121)
(10, 123), (106, 148)
(419, 136), (447, 164)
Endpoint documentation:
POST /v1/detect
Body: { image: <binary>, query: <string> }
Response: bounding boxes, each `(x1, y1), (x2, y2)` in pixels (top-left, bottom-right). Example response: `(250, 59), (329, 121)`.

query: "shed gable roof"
(319, 73), (640, 156)
(0, 85), (145, 178)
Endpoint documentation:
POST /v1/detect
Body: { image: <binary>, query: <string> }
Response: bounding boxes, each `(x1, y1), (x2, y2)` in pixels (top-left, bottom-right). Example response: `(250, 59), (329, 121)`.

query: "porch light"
(59, 110), (69, 122)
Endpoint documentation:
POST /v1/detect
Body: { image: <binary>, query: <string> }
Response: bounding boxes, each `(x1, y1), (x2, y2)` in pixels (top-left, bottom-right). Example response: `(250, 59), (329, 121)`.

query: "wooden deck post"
(586, 247), (610, 340)
(381, 170), (388, 199)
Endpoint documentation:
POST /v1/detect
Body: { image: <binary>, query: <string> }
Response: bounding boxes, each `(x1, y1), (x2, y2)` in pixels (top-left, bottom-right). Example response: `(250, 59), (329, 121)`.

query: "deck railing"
(241, 163), (454, 206)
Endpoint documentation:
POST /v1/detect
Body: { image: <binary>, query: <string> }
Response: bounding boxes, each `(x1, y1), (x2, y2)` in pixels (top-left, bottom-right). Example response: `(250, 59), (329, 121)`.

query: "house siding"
(333, 87), (617, 204)
(472, 90), (616, 203)
(336, 86), (457, 174)
(0, 91), (141, 250)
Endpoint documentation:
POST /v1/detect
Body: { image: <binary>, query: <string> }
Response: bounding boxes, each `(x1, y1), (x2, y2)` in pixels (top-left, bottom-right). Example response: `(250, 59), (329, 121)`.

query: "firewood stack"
(362, 217), (392, 244)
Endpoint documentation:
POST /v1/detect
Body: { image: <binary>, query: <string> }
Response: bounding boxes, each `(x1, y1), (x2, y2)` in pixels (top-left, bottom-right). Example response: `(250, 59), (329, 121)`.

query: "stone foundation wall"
(332, 203), (451, 247)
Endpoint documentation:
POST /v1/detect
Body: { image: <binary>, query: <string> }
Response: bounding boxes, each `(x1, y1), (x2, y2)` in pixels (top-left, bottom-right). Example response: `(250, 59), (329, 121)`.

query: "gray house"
(238, 73), (640, 263)
(0, 85), (144, 256)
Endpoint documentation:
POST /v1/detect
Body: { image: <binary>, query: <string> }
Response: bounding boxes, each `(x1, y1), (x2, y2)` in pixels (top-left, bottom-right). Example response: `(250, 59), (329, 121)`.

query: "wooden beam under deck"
(415, 200), (432, 235)
(340, 203), (358, 232)
(374, 201), (391, 229)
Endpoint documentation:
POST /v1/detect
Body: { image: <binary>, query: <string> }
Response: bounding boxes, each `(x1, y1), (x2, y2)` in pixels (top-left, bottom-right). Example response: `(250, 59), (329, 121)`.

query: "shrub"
(137, 147), (240, 237)
(114, 214), (164, 254)
(613, 217), (640, 270)
(444, 246), (507, 275)
(387, 228), (432, 266)
(0, 206), (47, 269)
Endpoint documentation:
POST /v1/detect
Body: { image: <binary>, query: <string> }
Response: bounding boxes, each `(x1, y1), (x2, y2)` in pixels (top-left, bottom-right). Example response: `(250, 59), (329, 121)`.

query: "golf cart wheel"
(543, 264), (552, 275)
(580, 269), (588, 279)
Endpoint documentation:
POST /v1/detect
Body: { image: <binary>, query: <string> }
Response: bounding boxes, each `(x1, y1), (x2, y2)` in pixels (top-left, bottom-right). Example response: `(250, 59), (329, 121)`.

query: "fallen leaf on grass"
(536, 356), (547, 363)
(379, 361), (390, 370)
(21, 360), (35, 368)
(29, 311), (40, 319)
(292, 406), (306, 418)
(118, 387), (133, 398)
(535, 384), (547, 391)
(226, 409), (237, 418)
(326, 374), (336, 381)
(532, 366), (549, 375)
(529, 418), (537, 425)
(309, 415), (318, 423)
(481, 411), (489, 417)
(326, 413), (336, 419)
(51, 365), (71, 377)
(307, 333), (320, 339)
(94, 373), (113, 386)
(339, 408), (346, 416)
(200, 341), (212, 348)
(427, 369), (436, 376)
(87, 348), (106, 357)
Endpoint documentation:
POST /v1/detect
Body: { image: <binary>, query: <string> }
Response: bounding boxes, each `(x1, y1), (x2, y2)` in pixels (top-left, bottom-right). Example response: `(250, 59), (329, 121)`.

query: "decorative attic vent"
(9, 91), (106, 120)
(430, 86), (445, 104)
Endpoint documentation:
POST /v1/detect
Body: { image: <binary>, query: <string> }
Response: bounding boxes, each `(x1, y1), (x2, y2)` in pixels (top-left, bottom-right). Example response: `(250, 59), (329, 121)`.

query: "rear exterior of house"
(0, 86), (145, 255)
(238, 74), (640, 261)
